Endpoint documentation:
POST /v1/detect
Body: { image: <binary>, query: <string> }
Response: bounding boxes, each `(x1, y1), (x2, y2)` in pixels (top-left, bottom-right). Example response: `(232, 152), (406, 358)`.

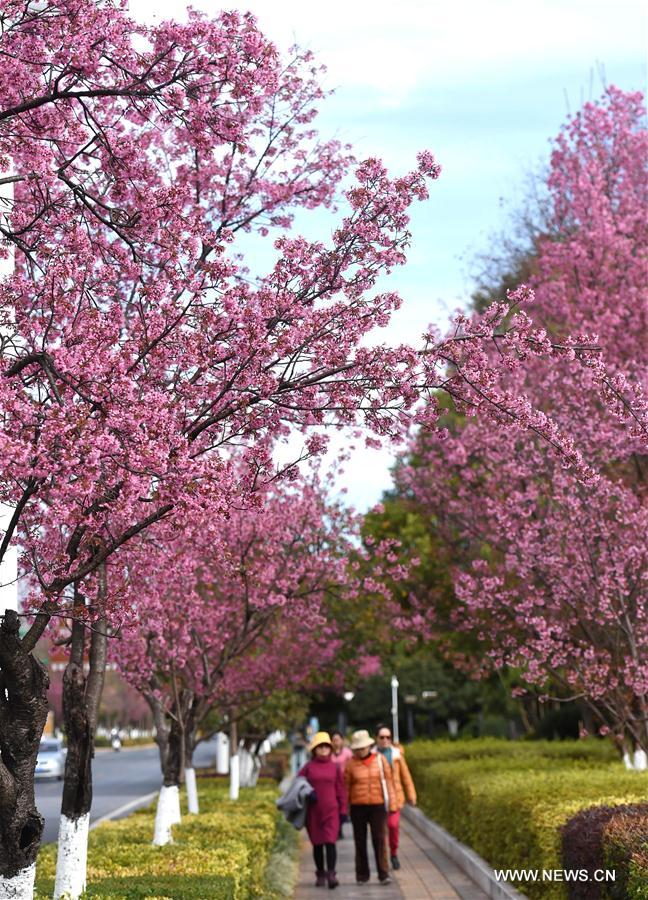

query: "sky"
(131, 0), (647, 510)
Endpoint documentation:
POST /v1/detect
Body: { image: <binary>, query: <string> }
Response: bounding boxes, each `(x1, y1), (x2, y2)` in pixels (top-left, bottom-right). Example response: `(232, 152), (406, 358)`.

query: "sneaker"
(356, 877), (369, 884)
(379, 875), (392, 885)
(391, 855), (401, 870)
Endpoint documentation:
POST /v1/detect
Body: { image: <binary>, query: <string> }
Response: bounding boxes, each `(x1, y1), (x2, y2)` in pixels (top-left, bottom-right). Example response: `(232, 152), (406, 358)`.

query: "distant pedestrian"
(330, 730), (352, 771)
(291, 730), (308, 775)
(299, 731), (347, 889)
(375, 724), (417, 870)
(330, 730), (352, 838)
(344, 729), (396, 885)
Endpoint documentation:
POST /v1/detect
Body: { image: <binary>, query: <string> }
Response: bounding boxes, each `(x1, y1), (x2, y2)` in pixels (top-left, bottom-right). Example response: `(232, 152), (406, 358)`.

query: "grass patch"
(262, 813), (300, 897)
(35, 780), (295, 899)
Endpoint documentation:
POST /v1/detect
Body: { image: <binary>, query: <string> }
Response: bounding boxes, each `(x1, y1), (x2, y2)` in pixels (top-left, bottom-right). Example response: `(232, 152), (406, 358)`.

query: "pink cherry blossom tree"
(400, 426), (648, 753)
(114, 467), (350, 842)
(393, 88), (648, 758)
(0, 1), (621, 892)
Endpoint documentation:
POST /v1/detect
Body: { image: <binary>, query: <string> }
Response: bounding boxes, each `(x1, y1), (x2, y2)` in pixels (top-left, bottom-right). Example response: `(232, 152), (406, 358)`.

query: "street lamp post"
(391, 675), (399, 744)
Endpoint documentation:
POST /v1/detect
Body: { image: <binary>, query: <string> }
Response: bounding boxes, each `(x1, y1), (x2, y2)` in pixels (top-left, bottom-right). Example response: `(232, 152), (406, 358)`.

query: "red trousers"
(387, 809), (401, 855)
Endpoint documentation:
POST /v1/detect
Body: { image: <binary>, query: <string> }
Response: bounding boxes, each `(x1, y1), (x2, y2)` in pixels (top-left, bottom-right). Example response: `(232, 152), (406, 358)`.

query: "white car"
(35, 738), (66, 780)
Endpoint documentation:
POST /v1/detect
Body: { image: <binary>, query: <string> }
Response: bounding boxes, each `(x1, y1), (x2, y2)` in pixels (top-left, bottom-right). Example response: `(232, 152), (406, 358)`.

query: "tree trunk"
(163, 715), (183, 788)
(148, 696), (182, 846)
(229, 717), (239, 801)
(54, 586), (108, 900)
(249, 740), (263, 788)
(184, 717), (199, 815)
(0, 610), (49, 898)
(153, 718), (182, 845)
(184, 766), (199, 816)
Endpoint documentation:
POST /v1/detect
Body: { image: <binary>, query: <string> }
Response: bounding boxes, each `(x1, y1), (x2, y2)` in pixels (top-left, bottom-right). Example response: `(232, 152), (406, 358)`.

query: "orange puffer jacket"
(344, 753), (397, 811)
(384, 745), (417, 810)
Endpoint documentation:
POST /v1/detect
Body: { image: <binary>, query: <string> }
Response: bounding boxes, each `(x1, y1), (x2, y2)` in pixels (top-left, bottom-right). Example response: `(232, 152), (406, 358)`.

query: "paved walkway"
(294, 816), (489, 900)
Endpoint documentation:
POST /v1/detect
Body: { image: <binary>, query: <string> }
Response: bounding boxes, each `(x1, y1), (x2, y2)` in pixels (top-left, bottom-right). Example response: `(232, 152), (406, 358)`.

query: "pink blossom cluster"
(391, 88), (648, 752)
(0, 0), (610, 618)
(111, 466), (355, 737)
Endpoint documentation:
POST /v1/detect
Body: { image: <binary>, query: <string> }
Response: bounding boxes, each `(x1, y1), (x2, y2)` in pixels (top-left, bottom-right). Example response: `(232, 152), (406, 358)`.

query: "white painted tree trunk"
(229, 753), (240, 800)
(633, 748), (647, 771)
(215, 732), (229, 774)
(0, 863), (36, 899)
(53, 813), (90, 900)
(239, 748), (252, 787)
(152, 785), (181, 846)
(185, 767), (199, 814)
(249, 754), (262, 787)
(623, 751), (635, 770)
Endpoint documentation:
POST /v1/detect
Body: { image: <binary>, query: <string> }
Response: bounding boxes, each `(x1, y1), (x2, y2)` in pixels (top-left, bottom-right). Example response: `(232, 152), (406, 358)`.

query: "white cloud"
(132, 0), (646, 105)
(128, 0), (646, 508)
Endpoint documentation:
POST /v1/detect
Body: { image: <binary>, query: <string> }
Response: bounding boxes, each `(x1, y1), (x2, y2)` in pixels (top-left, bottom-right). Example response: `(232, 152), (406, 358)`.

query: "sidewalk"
(293, 817), (489, 900)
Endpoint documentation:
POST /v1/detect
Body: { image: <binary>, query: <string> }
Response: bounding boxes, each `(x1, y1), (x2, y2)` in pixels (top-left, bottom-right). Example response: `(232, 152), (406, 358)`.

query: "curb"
(89, 791), (158, 830)
(402, 806), (528, 900)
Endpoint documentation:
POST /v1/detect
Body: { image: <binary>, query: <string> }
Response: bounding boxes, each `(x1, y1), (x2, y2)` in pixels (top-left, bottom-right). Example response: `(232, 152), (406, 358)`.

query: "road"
(35, 741), (217, 843)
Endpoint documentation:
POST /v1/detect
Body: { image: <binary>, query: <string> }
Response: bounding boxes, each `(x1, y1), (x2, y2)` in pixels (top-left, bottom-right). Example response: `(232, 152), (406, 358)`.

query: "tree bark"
(163, 715), (183, 788)
(183, 712), (199, 814)
(54, 580), (108, 900)
(0, 610), (49, 882)
(59, 597), (109, 820)
(147, 692), (183, 846)
(59, 602), (91, 822)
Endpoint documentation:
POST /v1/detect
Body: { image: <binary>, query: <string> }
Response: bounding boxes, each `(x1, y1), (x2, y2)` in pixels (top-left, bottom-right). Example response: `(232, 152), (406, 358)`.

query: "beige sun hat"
(308, 731), (332, 752)
(349, 729), (374, 751)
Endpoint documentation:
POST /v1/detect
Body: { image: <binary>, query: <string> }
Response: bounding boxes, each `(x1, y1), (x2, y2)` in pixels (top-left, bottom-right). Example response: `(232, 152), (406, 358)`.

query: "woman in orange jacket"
(343, 729), (397, 885)
(375, 724), (417, 870)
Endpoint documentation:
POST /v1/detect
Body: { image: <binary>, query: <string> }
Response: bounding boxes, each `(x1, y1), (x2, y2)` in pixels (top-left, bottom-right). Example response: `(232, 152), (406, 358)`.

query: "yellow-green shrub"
(407, 739), (647, 900)
(406, 737), (617, 766)
(35, 781), (291, 899)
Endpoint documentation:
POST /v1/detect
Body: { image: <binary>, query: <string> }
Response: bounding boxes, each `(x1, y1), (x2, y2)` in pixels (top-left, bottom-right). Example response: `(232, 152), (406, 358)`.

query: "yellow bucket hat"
(308, 731), (332, 752)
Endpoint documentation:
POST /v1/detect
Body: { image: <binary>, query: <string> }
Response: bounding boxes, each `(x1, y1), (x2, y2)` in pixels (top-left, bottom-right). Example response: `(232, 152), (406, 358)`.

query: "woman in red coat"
(299, 731), (348, 889)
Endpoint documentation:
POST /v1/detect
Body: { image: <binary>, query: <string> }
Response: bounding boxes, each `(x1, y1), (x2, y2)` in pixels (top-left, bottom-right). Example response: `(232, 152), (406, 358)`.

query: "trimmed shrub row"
(35, 780), (297, 899)
(406, 737), (618, 766)
(406, 739), (647, 900)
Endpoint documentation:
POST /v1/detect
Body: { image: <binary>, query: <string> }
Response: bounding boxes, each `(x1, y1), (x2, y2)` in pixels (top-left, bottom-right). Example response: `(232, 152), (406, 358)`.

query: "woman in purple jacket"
(299, 731), (348, 889)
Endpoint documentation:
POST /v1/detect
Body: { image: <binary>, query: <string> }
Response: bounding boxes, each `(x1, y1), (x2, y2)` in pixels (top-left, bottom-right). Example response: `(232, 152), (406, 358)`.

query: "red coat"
(299, 756), (348, 844)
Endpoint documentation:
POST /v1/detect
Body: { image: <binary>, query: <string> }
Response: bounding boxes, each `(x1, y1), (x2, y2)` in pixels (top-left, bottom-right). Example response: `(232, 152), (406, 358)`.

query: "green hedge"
(406, 739), (647, 900)
(35, 780), (297, 899)
(406, 737), (618, 766)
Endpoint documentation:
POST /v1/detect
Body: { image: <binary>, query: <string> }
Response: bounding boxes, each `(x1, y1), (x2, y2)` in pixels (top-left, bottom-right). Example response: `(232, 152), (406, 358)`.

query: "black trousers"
(313, 842), (337, 872)
(350, 803), (388, 881)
